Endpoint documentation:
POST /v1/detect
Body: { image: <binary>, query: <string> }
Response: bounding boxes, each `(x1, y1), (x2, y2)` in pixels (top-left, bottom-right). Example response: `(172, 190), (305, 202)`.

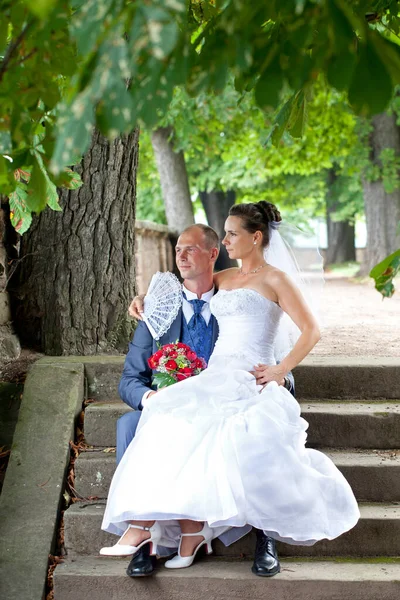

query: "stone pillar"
(134, 220), (178, 294)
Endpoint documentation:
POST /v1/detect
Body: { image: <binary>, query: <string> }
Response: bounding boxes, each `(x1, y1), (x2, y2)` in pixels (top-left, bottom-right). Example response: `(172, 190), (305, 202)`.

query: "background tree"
(137, 81), (362, 266)
(3, 1), (400, 230)
(1, 0), (400, 356)
(325, 169), (357, 266)
(359, 112), (400, 274)
(151, 126), (194, 234)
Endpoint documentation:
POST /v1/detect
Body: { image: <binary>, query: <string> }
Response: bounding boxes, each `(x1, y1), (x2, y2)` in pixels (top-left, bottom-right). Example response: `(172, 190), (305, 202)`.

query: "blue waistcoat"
(181, 311), (215, 365)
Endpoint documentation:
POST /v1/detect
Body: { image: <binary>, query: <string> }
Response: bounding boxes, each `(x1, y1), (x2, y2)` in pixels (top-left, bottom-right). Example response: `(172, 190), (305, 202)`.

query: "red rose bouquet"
(148, 342), (207, 389)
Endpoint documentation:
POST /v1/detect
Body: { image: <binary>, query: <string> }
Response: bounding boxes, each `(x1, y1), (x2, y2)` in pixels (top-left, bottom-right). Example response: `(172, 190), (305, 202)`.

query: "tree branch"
(15, 47), (37, 67)
(0, 19), (35, 84)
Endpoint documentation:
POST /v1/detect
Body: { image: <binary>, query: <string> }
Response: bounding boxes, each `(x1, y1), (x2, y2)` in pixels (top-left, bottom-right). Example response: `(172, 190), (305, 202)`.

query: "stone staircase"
(54, 360), (400, 599)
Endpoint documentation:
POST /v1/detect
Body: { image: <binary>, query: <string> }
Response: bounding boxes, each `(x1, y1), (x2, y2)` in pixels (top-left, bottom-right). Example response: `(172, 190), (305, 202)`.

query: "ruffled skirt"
(102, 357), (360, 550)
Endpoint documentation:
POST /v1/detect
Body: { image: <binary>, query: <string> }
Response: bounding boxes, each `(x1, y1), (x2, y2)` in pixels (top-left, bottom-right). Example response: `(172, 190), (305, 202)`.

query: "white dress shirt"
(141, 284), (215, 407)
(181, 284), (214, 325)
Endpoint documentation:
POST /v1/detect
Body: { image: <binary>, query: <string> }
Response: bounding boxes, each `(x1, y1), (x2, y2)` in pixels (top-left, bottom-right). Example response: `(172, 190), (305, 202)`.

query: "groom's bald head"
(181, 224), (219, 250)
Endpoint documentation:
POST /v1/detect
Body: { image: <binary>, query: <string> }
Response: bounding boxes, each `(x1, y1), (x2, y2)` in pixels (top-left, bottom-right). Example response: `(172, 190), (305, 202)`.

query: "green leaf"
(51, 92), (95, 174)
(132, 58), (175, 128)
(264, 92), (296, 147)
(254, 55), (283, 110)
(9, 183), (33, 234)
(0, 156), (15, 196)
(27, 153), (62, 212)
(141, 5), (179, 60)
(0, 131), (12, 154)
(97, 80), (136, 136)
(71, 0), (114, 56)
(153, 372), (177, 389)
(327, 51), (357, 91)
(0, 19), (8, 53)
(53, 168), (83, 190)
(11, 150), (32, 170)
(372, 31), (400, 84)
(348, 39), (393, 116)
(23, 0), (57, 19)
(288, 93), (307, 138)
(327, 0), (355, 53)
(369, 249), (400, 298)
(25, 157), (48, 212)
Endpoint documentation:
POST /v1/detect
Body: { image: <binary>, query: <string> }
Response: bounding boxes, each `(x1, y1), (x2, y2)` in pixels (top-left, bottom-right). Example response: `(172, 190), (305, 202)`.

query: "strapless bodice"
(209, 288), (282, 366)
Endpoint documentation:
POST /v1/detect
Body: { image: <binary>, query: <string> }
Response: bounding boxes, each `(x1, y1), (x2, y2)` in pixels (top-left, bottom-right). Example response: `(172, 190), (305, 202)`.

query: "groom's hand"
(128, 294), (145, 319)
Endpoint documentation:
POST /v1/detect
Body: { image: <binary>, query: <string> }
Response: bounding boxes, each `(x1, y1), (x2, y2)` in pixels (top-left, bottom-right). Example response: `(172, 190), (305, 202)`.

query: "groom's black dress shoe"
(251, 530), (280, 577)
(126, 543), (155, 577)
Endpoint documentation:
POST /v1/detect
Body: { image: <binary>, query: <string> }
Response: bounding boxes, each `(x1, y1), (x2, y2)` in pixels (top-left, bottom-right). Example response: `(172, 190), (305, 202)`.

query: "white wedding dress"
(102, 288), (360, 549)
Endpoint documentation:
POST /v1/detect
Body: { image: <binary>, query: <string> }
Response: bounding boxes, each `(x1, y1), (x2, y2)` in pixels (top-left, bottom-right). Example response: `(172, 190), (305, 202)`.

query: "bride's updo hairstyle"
(228, 201), (282, 248)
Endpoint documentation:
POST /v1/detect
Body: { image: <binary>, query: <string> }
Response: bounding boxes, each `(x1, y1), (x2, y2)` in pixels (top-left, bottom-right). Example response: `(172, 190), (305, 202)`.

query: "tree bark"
(361, 113), (400, 274)
(199, 189), (237, 270)
(0, 199), (21, 361)
(151, 127), (195, 235)
(325, 169), (356, 266)
(10, 129), (139, 355)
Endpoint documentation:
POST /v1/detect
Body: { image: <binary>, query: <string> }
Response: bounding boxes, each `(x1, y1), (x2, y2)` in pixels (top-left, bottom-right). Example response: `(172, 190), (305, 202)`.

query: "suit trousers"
(116, 410), (142, 464)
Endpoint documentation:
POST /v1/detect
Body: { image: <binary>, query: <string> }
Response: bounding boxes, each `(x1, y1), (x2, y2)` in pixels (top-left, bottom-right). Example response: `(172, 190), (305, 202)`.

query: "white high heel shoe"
(164, 522), (213, 569)
(99, 522), (161, 557)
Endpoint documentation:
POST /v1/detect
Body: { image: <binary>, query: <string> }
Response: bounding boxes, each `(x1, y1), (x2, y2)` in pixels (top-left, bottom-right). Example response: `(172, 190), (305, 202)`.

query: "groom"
(118, 223), (294, 578)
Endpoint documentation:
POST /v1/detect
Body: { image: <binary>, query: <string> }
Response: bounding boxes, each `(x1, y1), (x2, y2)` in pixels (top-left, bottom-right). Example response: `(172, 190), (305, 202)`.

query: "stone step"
(74, 448), (400, 502)
(293, 357), (400, 400)
(38, 356), (400, 400)
(83, 401), (400, 449)
(63, 502), (400, 558)
(53, 556), (400, 600)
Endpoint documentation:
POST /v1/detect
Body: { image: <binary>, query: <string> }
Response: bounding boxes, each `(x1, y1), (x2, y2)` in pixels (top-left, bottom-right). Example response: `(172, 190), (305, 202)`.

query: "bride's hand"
(128, 294), (145, 319)
(251, 364), (286, 388)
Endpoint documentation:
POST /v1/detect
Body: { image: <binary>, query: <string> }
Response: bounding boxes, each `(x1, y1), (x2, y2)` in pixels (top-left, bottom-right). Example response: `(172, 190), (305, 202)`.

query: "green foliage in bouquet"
(152, 372), (177, 389)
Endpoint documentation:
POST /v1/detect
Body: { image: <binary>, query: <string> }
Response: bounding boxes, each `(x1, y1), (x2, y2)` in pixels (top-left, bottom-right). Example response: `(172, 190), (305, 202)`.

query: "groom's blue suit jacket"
(119, 303), (295, 412)
(118, 307), (220, 411)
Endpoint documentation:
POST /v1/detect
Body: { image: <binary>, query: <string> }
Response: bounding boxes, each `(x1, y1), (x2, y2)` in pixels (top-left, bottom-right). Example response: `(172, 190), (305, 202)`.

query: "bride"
(100, 200), (360, 573)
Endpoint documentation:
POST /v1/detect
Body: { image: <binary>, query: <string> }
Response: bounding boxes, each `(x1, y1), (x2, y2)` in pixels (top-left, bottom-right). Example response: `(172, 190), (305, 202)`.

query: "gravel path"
(311, 275), (400, 357)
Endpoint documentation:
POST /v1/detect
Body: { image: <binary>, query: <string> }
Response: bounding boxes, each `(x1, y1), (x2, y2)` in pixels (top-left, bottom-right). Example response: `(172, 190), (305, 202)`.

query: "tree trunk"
(0, 200), (21, 361)
(11, 129), (139, 355)
(361, 113), (400, 274)
(151, 127), (195, 235)
(199, 190), (237, 270)
(325, 169), (356, 266)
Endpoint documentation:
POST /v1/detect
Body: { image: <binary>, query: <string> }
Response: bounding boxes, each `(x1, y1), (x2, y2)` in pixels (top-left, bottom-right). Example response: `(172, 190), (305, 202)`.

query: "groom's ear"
(210, 246), (219, 263)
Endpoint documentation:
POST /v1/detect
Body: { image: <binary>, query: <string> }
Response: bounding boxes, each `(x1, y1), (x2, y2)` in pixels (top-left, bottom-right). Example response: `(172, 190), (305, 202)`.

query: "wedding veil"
(264, 221), (325, 362)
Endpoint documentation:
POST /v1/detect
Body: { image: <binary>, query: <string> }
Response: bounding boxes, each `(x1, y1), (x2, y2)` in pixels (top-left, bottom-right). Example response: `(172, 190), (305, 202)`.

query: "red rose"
(182, 367), (193, 374)
(148, 357), (156, 369)
(177, 342), (191, 351)
(168, 350), (178, 358)
(187, 351), (197, 361)
(194, 358), (204, 369)
(165, 359), (178, 370)
(176, 372), (188, 381)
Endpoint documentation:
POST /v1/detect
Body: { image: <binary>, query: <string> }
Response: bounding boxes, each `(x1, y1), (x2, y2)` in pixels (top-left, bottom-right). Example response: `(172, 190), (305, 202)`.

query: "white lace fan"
(142, 271), (183, 340)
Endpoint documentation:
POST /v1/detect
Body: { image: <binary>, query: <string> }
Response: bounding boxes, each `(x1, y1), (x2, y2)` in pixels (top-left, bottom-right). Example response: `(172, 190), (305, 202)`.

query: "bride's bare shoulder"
(213, 267), (239, 287)
(264, 266), (292, 288)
